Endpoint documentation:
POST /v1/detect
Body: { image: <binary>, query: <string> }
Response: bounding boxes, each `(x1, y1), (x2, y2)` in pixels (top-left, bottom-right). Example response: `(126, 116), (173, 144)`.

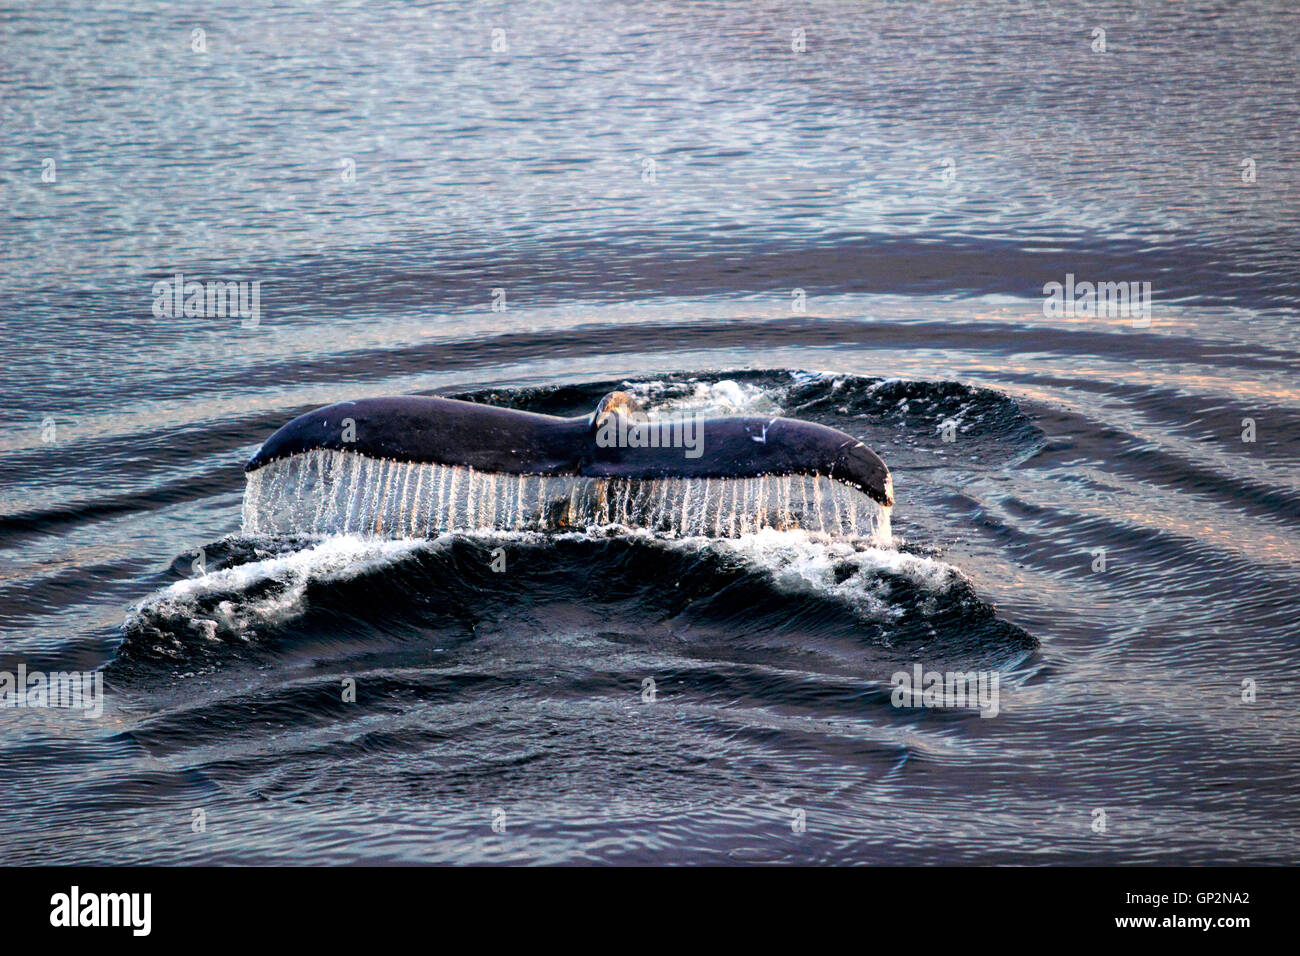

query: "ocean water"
(1, 0), (1298, 864)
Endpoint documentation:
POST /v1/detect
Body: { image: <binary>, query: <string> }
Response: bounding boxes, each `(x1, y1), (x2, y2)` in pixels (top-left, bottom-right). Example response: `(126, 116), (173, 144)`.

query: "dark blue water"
(2, 0), (1298, 864)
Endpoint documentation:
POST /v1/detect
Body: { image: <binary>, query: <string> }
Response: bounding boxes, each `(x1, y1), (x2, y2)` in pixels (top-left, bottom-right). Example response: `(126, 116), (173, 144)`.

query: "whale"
(242, 391), (893, 540)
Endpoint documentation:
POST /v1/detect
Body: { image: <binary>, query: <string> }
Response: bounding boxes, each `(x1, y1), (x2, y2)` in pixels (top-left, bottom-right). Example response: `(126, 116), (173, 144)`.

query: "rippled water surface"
(1, 0), (1298, 864)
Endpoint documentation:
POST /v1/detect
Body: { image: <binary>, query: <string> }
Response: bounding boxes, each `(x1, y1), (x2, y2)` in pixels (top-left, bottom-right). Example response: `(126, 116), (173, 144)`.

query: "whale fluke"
(243, 392), (893, 542)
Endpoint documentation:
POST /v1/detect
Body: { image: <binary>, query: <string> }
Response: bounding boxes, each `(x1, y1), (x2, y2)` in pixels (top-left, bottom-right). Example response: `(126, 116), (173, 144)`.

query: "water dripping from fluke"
(242, 449), (892, 546)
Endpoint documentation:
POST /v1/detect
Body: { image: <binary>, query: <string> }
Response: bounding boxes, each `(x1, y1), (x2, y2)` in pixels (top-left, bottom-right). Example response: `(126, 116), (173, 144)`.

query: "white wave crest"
(627, 377), (784, 418)
(129, 535), (428, 639)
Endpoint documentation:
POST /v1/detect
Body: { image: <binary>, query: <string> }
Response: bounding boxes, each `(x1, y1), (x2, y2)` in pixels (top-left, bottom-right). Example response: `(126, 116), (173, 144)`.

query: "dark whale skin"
(246, 396), (893, 506)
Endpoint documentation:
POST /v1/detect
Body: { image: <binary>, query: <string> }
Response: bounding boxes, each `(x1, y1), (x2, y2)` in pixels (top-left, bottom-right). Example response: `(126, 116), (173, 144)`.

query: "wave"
(115, 526), (1035, 685)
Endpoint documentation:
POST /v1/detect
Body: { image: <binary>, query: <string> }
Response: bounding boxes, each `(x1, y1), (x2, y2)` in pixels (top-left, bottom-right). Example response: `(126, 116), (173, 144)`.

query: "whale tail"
(242, 392), (893, 543)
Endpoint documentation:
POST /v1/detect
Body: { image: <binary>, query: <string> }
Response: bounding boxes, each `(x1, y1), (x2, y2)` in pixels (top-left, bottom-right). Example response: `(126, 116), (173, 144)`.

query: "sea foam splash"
(242, 448), (891, 544)
(133, 535), (430, 644)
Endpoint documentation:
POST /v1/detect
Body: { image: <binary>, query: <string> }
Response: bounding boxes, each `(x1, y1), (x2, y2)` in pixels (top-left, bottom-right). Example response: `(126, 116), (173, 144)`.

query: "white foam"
(667, 528), (961, 622)
(128, 526), (970, 641)
(131, 535), (427, 638)
(627, 378), (784, 419)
